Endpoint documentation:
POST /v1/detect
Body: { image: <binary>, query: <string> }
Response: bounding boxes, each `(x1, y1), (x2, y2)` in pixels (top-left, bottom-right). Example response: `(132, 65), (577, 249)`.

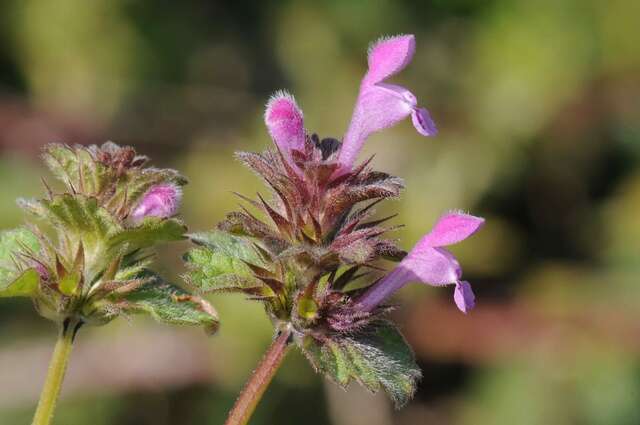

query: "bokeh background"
(0, 0), (639, 424)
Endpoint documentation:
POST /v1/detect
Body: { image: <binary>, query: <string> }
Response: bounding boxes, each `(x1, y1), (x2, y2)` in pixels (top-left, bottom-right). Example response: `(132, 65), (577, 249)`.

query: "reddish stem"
(224, 328), (292, 425)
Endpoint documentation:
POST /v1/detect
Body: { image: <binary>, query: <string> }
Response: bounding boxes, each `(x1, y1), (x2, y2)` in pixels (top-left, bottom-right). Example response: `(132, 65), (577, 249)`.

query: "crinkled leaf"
(120, 272), (218, 334)
(42, 144), (79, 184)
(115, 257), (154, 281)
(43, 144), (112, 196)
(184, 248), (264, 294)
(0, 268), (40, 298)
(21, 194), (120, 280)
(0, 227), (40, 268)
(302, 321), (421, 407)
(108, 217), (186, 253)
(189, 231), (263, 264)
(22, 194), (120, 238)
(0, 228), (42, 297)
(184, 231), (267, 293)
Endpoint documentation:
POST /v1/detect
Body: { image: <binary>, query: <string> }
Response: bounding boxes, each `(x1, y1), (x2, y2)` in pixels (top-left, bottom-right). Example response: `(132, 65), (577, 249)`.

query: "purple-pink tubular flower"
(263, 34), (436, 173)
(338, 34), (437, 171)
(131, 183), (182, 223)
(355, 212), (484, 314)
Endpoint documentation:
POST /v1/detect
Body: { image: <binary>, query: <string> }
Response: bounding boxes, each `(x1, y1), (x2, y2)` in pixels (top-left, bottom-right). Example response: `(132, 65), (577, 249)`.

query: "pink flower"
(131, 184), (182, 222)
(263, 34), (436, 172)
(338, 34), (437, 171)
(264, 91), (305, 164)
(355, 212), (484, 313)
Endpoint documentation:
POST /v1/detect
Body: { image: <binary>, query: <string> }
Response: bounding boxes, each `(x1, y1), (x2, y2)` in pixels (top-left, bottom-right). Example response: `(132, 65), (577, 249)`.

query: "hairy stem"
(32, 318), (82, 425)
(225, 328), (293, 425)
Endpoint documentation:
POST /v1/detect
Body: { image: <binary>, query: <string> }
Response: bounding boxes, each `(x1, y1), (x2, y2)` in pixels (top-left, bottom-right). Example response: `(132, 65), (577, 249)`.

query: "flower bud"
(131, 184), (182, 223)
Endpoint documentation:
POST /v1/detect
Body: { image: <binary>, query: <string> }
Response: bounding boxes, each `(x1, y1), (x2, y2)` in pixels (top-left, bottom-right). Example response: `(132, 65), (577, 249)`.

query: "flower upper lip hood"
(264, 90), (306, 158)
(263, 34), (437, 173)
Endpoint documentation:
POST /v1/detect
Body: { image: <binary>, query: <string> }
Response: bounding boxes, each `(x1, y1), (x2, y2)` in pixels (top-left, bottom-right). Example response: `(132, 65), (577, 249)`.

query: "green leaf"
(43, 144), (112, 196)
(115, 258), (154, 281)
(183, 247), (264, 293)
(302, 321), (421, 408)
(27, 194), (120, 238)
(189, 231), (263, 263)
(42, 144), (83, 188)
(120, 272), (219, 334)
(0, 227), (40, 266)
(107, 217), (186, 253)
(25, 194), (121, 279)
(59, 271), (81, 296)
(0, 228), (42, 297)
(0, 268), (40, 298)
(183, 231), (265, 293)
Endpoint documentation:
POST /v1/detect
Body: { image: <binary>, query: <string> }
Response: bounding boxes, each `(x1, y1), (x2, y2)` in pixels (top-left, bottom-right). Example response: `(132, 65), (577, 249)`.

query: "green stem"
(32, 318), (81, 425)
(224, 328), (293, 425)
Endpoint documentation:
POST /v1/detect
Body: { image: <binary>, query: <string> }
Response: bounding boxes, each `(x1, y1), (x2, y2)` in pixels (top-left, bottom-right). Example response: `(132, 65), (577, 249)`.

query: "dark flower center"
(310, 133), (341, 160)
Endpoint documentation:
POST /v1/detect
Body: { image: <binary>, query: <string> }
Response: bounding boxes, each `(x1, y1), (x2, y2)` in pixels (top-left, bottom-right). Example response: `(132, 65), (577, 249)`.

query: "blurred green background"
(0, 0), (639, 424)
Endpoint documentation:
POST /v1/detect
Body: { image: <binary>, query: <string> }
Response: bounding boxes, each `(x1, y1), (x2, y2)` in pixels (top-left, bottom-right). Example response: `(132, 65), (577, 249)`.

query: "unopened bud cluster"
(1, 142), (217, 332)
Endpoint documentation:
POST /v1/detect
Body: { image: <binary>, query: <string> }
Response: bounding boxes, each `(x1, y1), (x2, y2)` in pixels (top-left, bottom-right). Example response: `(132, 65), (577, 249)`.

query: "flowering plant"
(184, 34), (483, 424)
(0, 142), (218, 425)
